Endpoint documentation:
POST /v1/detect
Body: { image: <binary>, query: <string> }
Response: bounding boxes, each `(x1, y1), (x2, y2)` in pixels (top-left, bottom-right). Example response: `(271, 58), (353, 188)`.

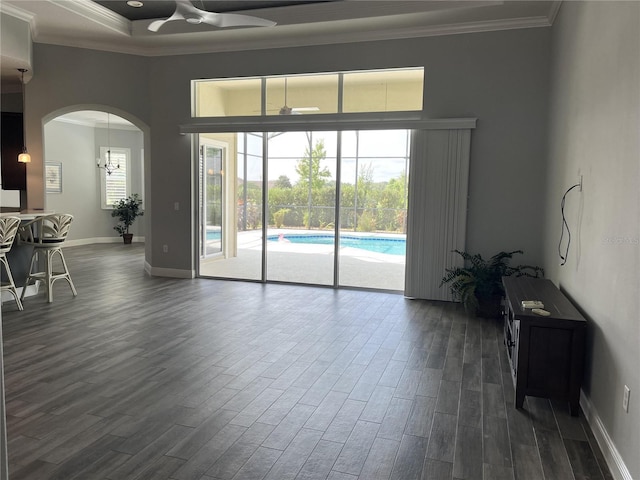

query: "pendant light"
(17, 68), (31, 163)
(96, 112), (120, 175)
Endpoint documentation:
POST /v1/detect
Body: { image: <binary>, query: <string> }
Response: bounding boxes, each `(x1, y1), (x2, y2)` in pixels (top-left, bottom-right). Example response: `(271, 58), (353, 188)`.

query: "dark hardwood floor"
(2, 244), (612, 480)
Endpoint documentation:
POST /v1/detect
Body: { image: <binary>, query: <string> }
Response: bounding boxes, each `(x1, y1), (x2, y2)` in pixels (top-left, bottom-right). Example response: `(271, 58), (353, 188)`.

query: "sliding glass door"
(266, 131), (337, 285)
(198, 133), (264, 280)
(339, 130), (409, 290)
(198, 129), (409, 291)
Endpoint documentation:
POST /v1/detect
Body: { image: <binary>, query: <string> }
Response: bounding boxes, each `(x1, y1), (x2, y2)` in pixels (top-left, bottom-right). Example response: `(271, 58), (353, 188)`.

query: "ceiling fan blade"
(292, 107), (320, 112)
(201, 11), (276, 28)
(148, 1), (276, 32)
(147, 19), (168, 32)
(148, 0), (209, 31)
(147, 2), (189, 31)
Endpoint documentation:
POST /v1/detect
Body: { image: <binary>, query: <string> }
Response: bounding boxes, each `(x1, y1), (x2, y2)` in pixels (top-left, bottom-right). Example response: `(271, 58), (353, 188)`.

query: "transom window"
(192, 67), (424, 118)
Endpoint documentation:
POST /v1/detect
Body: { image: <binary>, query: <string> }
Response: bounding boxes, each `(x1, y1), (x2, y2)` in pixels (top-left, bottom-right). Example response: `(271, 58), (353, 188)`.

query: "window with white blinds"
(100, 147), (130, 208)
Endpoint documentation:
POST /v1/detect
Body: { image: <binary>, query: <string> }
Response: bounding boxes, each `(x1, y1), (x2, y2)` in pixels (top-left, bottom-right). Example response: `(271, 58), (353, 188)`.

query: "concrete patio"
(200, 229), (406, 291)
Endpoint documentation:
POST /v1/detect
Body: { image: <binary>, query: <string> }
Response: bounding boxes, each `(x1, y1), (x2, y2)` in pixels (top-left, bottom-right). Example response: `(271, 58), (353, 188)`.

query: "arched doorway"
(42, 109), (146, 245)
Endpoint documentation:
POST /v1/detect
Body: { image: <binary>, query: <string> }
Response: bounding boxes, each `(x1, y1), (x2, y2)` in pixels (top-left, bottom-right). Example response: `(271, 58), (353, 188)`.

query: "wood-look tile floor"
(1, 244), (613, 480)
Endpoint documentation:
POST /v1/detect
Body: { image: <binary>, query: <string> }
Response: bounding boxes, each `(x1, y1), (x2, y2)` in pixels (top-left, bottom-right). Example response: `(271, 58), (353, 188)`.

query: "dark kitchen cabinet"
(1, 112), (27, 190)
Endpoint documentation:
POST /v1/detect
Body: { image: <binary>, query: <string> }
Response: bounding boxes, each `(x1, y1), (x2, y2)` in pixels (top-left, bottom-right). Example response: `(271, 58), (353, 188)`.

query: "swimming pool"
(206, 230), (221, 241)
(267, 233), (406, 256)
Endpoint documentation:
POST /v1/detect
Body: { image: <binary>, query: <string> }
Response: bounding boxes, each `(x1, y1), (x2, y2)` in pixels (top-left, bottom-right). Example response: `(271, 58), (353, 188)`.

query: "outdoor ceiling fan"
(277, 77), (319, 115)
(148, 0), (277, 32)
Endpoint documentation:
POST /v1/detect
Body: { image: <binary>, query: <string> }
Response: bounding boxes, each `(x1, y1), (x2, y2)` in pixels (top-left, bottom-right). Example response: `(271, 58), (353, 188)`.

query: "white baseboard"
(1, 282), (39, 304)
(580, 390), (633, 480)
(56, 239), (193, 279)
(144, 261), (194, 279)
(63, 236), (145, 247)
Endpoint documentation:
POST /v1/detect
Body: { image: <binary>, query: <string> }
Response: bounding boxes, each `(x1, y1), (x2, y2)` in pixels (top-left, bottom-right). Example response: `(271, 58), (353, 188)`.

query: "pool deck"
(200, 229), (406, 291)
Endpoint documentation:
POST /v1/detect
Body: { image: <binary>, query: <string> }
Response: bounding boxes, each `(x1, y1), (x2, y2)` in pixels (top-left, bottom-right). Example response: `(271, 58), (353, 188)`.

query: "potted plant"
(440, 250), (544, 318)
(112, 194), (143, 244)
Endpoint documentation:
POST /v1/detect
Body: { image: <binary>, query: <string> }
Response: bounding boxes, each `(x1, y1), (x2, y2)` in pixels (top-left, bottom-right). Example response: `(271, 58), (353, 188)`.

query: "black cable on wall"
(558, 182), (581, 266)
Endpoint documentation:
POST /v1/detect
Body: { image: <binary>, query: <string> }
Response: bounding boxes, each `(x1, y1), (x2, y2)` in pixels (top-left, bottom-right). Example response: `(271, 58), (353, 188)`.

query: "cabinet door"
(526, 326), (572, 397)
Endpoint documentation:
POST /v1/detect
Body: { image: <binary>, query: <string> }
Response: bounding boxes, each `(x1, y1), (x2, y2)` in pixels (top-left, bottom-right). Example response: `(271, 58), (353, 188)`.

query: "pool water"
(206, 230), (221, 241)
(268, 233), (406, 256)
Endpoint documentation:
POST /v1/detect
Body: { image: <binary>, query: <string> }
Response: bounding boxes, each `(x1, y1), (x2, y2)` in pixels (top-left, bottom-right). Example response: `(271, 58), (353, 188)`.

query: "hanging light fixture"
(97, 112), (120, 175)
(17, 69), (31, 163)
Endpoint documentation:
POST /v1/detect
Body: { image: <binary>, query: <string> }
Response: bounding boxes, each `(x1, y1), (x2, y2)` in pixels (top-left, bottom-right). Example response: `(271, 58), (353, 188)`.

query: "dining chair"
(0, 216), (24, 310)
(19, 213), (78, 303)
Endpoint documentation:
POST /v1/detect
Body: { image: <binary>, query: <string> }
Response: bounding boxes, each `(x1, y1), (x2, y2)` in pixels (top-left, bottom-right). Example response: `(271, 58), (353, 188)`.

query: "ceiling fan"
(277, 77), (319, 115)
(148, 0), (277, 32)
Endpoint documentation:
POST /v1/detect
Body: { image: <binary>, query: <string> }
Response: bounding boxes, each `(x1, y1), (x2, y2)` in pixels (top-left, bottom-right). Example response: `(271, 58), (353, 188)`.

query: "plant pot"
(122, 233), (133, 244)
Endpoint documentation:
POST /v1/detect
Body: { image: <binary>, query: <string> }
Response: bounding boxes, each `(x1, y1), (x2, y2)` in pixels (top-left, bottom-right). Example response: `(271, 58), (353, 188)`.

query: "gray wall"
(26, 45), (150, 254)
(545, 2), (639, 477)
(147, 28), (550, 272)
(29, 29), (551, 273)
(28, 28), (550, 272)
(44, 120), (144, 241)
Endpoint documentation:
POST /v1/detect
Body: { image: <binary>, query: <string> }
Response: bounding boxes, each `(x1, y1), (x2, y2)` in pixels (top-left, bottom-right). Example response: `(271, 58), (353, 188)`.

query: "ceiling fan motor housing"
(185, 15), (203, 24)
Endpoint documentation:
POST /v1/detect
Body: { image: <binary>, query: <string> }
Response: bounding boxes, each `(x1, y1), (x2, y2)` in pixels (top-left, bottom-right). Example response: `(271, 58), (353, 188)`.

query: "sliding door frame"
(192, 117), (477, 288)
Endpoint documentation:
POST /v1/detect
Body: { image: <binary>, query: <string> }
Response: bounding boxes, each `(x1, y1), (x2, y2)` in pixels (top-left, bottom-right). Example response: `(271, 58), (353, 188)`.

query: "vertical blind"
(404, 129), (472, 301)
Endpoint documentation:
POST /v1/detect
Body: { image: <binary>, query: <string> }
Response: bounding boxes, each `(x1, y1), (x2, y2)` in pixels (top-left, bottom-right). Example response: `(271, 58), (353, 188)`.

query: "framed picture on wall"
(45, 162), (62, 193)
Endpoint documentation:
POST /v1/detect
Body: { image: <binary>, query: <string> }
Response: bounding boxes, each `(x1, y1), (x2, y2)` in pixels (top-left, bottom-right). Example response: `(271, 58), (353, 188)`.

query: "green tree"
(237, 182), (263, 230)
(274, 175), (292, 189)
(377, 170), (407, 231)
(356, 162), (376, 210)
(295, 139), (331, 191)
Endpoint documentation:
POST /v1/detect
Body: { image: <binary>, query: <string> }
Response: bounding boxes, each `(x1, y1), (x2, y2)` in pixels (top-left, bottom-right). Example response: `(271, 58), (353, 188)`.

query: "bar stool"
(19, 214), (78, 303)
(0, 216), (24, 311)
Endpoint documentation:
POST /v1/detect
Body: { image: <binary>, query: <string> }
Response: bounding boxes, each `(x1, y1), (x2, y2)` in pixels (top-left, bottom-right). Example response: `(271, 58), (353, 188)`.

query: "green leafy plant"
(273, 208), (290, 228)
(111, 194), (144, 236)
(440, 250), (544, 317)
(356, 210), (376, 232)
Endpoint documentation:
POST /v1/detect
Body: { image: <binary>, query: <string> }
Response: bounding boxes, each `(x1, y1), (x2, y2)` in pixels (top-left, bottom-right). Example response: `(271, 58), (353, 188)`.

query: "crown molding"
(0, 2), (38, 37)
(33, 14), (552, 58)
(4, 0), (557, 58)
(547, 1), (562, 25)
(226, 0), (503, 28)
(48, 0), (131, 36)
(0, 2), (34, 23)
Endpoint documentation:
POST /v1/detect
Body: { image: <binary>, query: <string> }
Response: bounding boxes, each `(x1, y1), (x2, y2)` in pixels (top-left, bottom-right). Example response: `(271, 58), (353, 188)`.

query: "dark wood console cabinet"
(502, 277), (586, 416)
